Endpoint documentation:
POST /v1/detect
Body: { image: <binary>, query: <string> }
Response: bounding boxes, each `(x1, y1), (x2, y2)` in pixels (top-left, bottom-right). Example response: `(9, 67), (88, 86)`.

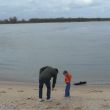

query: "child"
(63, 70), (72, 97)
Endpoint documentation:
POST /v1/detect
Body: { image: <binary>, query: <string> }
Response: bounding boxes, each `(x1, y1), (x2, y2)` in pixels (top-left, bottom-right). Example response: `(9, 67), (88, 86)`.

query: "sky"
(0, 0), (110, 19)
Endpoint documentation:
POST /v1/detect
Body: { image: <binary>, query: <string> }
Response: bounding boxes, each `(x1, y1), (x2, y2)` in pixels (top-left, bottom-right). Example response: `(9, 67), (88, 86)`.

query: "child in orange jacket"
(63, 70), (72, 97)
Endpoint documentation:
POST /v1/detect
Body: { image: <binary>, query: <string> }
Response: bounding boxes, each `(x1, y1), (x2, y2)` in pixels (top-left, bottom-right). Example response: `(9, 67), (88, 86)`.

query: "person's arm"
(52, 75), (57, 89)
(39, 66), (48, 74)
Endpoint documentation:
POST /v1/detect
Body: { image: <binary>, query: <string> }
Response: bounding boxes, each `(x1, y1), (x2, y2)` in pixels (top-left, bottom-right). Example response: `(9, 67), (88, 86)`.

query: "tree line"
(0, 17), (110, 24)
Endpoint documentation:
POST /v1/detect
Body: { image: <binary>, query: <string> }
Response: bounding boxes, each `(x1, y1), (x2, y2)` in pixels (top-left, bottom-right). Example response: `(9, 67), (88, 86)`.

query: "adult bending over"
(39, 66), (58, 102)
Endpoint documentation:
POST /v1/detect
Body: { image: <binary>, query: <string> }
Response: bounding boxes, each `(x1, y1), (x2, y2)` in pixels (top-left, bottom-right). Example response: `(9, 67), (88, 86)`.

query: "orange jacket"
(64, 72), (72, 83)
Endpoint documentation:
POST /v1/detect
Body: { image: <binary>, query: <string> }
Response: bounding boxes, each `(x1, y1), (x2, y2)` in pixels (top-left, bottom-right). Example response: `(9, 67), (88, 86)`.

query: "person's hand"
(52, 88), (54, 91)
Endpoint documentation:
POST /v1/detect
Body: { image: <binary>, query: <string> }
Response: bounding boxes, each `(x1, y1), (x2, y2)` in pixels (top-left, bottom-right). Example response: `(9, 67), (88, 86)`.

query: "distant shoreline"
(1, 17), (110, 24)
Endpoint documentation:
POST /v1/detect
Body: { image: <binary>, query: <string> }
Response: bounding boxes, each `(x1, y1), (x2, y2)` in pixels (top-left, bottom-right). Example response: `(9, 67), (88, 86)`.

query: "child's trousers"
(65, 82), (70, 97)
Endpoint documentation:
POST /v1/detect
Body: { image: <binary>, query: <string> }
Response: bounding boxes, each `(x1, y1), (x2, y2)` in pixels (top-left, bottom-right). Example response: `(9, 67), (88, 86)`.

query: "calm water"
(0, 22), (110, 84)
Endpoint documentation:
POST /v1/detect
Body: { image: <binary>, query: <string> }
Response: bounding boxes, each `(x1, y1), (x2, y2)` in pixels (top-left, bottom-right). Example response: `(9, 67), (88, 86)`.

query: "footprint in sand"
(17, 90), (24, 92)
(26, 97), (36, 100)
(74, 107), (82, 110)
(56, 102), (61, 105)
(59, 106), (70, 110)
(8, 88), (12, 90)
(34, 88), (38, 90)
(102, 104), (110, 109)
(26, 97), (33, 100)
(45, 106), (54, 109)
(0, 90), (7, 93)
(88, 90), (103, 93)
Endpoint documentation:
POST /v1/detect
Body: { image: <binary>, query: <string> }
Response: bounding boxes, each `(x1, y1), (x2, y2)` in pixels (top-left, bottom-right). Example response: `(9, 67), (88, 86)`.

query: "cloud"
(0, 0), (94, 11)
(74, 0), (93, 6)
(0, 0), (110, 18)
(32, 0), (94, 11)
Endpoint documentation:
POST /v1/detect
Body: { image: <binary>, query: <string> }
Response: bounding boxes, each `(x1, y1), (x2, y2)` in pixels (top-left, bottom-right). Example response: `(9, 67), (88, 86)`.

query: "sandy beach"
(0, 81), (110, 110)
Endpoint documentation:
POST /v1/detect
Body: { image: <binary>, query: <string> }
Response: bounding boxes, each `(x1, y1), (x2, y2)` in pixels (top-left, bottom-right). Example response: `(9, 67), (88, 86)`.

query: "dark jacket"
(39, 66), (58, 88)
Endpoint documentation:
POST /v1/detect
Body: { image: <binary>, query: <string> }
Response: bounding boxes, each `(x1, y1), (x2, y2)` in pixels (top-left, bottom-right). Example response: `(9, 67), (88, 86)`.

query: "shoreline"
(1, 80), (110, 86)
(1, 20), (110, 25)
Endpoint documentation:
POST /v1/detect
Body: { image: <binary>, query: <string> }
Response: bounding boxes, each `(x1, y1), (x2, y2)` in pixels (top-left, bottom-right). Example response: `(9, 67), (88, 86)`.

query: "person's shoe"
(38, 98), (44, 102)
(46, 98), (52, 102)
(64, 96), (71, 98)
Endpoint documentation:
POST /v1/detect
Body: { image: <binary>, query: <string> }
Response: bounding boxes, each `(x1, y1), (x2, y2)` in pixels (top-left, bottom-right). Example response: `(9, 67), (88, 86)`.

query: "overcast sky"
(0, 0), (110, 19)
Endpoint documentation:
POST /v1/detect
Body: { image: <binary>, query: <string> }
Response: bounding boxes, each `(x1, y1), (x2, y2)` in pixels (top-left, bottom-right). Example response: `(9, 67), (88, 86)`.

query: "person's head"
(63, 70), (68, 75)
(54, 68), (58, 73)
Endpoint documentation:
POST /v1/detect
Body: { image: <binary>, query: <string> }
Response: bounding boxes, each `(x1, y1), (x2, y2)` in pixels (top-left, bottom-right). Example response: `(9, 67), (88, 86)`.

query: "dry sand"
(0, 81), (110, 110)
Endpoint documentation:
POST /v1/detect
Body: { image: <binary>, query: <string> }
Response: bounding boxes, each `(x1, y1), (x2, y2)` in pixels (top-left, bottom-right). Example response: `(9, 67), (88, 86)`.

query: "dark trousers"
(65, 82), (70, 97)
(39, 79), (51, 99)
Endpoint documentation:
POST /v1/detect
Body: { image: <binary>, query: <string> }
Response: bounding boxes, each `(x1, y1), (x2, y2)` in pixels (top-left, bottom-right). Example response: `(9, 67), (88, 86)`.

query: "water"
(0, 22), (110, 84)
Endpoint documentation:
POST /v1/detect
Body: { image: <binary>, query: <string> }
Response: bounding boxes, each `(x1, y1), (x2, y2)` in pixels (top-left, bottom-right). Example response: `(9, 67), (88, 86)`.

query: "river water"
(0, 22), (110, 84)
